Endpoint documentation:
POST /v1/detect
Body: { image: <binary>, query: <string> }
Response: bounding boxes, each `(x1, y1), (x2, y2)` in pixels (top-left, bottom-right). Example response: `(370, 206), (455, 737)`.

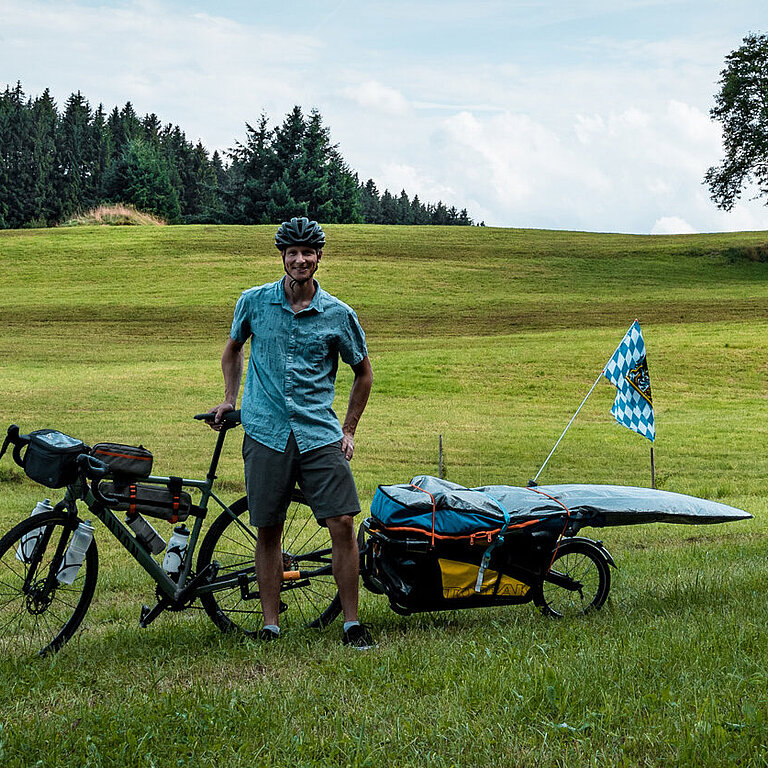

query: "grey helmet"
(274, 217), (325, 250)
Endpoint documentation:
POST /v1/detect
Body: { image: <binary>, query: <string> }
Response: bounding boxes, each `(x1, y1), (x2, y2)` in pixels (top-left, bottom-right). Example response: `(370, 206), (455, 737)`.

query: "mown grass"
(1, 224), (768, 767)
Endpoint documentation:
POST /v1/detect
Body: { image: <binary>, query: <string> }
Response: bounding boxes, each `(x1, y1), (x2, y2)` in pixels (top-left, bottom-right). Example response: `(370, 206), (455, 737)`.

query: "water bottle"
(57, 520), (94, 585)
(16, 499), (54, 563)
(163, 524), (190, 579)
(125, 513), (166, 555)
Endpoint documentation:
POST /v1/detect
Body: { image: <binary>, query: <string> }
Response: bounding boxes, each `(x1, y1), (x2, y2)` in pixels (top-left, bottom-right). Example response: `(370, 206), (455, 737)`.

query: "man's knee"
(257, 523), (283, 548)
(326, 514), (356, 543)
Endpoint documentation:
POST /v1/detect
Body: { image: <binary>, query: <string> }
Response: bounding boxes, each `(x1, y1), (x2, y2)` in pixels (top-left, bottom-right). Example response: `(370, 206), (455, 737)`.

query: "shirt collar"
(271, 277), (325, 313)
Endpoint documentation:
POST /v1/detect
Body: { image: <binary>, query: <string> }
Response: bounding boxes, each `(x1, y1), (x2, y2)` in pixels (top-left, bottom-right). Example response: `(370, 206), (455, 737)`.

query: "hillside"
(1, 224), (767, 767)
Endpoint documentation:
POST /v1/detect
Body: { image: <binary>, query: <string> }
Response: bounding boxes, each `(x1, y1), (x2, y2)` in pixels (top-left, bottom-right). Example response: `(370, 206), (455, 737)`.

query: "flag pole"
(650, 446), (655, 489)
(531, 369), (604, 485)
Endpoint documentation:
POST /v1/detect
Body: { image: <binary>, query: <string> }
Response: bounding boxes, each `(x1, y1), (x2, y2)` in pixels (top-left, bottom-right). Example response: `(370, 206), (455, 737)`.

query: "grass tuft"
(61, 203), (166, 227)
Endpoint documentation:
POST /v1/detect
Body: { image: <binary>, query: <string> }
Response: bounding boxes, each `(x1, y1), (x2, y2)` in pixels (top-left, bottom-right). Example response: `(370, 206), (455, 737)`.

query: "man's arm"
(208, 336), (245, 430)
(341, 355), (373, 460)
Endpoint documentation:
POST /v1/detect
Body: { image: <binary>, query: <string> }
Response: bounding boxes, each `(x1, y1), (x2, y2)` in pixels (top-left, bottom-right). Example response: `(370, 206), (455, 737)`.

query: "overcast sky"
(2, 0), (766, 233)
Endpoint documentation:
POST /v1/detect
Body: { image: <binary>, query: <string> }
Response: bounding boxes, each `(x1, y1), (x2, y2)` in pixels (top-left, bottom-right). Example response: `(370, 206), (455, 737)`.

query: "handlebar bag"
(24, 429), (88, 488)
(100, 479), (191, 523)
(91, 443), (153, 479)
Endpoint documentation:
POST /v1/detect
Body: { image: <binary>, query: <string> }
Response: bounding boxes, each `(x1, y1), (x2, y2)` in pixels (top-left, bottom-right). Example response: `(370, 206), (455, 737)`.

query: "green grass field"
(1, 224), (767, 767)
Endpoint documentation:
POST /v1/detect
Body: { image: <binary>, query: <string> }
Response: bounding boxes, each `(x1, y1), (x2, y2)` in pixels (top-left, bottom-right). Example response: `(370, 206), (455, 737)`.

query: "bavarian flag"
(603, 320), (655, 442)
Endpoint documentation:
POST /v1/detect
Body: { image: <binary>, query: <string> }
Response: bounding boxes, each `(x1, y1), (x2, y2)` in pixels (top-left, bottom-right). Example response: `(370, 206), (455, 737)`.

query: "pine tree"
(0, 83), (34, 228)
(396, 190), (413, 224)
(228, 115), (274, 223)
(264, 172), (307, 223)
(380, 189), (398, 223)
(29, 89), (60, 224)
(360, 178), (382, 223)
(57, 90), (95, 215)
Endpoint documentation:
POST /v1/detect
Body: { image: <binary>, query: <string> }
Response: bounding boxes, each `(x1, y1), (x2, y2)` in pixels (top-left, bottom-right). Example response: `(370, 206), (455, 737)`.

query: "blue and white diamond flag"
(603, 320), (655, 442)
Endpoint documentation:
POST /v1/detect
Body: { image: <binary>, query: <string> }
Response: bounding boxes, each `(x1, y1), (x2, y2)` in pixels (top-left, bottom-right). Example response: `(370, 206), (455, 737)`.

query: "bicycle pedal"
(139, 604), (152, 627)
(279, 600), (288, 614)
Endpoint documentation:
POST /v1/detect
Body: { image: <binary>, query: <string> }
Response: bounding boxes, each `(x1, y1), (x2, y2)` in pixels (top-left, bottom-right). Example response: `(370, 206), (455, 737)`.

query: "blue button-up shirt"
(230, 278), (368, 453)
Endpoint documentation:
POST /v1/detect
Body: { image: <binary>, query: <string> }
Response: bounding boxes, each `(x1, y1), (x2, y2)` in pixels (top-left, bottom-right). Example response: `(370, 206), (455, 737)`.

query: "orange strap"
(525, 486), (572, 568)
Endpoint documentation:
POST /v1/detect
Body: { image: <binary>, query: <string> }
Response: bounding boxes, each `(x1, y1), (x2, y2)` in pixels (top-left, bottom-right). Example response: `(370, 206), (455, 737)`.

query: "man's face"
(283, 245), (321, 283)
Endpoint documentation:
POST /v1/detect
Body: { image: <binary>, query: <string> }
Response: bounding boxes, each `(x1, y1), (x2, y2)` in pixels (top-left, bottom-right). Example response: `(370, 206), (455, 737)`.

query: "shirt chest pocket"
(297, 332), (332, 368)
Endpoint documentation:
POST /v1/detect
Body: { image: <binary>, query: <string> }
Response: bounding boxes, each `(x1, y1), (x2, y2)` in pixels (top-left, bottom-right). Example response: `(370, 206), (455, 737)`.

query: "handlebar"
(194, 410), (241, 429)
(77, 453), (111, 481)
(1, 424), (28, 469)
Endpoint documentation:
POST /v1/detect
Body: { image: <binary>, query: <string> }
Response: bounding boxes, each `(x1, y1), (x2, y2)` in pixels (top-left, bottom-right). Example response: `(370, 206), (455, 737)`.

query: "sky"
(1, 0), (767, 233)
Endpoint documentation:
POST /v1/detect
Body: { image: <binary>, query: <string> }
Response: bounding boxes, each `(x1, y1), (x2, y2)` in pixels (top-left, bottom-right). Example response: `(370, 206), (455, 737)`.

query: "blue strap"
(475, 493), (510, 593)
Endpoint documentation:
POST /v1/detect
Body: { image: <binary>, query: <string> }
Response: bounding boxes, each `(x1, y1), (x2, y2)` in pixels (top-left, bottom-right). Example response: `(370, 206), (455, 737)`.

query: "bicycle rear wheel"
(536, 539), (610, 618)
(0, 510), (98, 656)
(197, 495), (341, 635)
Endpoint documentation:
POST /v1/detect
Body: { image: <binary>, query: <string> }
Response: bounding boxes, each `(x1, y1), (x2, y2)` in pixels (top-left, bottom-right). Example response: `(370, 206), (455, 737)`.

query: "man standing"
(209, 217), (374, 649)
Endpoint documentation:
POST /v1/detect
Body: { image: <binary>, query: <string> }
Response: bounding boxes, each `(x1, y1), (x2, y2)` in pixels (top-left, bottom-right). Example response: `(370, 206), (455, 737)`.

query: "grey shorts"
(242, 432), (361, 528)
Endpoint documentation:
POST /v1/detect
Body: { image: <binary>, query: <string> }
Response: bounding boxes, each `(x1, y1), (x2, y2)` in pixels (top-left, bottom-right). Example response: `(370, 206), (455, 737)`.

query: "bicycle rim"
(0, 511), (98, 656)
(198, 496), (341, 634)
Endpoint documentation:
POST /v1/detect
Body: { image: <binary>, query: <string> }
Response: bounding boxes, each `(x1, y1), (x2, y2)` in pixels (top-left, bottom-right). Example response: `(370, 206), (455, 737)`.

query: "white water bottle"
(16, 499), (54, 563)
(57, 520), (94, 585)
(125, 513), (166, 555)
(163, 525), (190, 579)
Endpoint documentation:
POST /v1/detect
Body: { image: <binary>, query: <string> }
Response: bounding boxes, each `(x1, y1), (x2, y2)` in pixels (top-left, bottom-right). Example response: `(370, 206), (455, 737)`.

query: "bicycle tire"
(536, 539), (610, 618)
(0, 510), (98, 656)
(197, 495), (341, 635)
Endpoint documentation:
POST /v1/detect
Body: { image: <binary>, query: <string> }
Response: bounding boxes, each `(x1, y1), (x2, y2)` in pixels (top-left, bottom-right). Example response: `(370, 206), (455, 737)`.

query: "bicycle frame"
(69, 417), (247, 613)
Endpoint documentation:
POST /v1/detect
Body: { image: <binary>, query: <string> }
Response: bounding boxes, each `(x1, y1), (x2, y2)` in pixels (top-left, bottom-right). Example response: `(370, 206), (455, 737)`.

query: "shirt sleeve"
(230, 292), (252, 343)
(338, 308), (368, 366)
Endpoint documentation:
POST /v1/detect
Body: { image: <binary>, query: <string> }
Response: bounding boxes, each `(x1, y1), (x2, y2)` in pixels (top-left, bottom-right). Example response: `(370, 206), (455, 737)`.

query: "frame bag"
(100, 477), (192, 523)
(24, 429), (88, 488)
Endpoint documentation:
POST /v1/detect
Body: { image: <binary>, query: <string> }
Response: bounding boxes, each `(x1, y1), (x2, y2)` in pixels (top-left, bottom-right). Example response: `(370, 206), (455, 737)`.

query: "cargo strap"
(127, 477), (184, 523)
(168, 476), (183, 524)
(475, 492), (511, 593)
(524, 486), (572, 569)
(408, 484), (438, 546)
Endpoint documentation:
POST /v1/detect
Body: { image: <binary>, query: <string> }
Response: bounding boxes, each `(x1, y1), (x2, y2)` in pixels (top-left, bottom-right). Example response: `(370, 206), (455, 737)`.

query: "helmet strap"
(282, 253), (319, 294)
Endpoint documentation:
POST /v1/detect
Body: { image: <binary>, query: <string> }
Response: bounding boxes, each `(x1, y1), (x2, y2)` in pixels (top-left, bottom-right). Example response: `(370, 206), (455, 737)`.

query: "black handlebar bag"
(24, 429), (88, 488)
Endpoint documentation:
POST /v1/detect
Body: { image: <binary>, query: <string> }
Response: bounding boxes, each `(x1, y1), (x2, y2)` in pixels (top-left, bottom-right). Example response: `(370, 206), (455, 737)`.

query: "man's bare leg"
(255, 523), (284, 627)
(325, 514), (359, 622)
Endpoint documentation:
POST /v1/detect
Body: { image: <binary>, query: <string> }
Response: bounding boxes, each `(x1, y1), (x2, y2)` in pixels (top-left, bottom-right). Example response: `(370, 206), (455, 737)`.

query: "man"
(209, 216), (374, 649)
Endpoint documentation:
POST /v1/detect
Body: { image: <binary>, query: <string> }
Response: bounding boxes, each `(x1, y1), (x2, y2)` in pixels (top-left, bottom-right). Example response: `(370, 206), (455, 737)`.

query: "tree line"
(0, 83), (478, 229)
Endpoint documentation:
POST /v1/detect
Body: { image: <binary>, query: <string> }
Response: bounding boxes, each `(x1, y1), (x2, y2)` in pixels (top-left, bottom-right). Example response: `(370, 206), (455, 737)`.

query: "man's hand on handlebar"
(207, 402), (235, 431)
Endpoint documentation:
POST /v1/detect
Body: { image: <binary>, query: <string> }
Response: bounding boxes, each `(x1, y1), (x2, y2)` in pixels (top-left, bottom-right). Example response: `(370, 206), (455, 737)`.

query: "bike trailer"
(366, 477), (569, 614)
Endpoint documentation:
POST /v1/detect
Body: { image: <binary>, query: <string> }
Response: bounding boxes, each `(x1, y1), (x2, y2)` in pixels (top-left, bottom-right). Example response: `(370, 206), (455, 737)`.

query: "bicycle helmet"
(274, 217), (325, 250)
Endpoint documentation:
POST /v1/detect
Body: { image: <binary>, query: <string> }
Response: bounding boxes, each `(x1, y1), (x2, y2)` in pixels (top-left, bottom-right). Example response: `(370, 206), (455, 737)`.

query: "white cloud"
(1, 0), (768, 233)
(341, 81), (410, 115)
(651, 216), (696, 234)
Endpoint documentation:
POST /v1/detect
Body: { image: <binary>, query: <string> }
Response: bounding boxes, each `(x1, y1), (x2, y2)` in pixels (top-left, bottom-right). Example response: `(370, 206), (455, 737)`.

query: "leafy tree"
(705, 32), (768, 210)
(104, 138), (181, 222)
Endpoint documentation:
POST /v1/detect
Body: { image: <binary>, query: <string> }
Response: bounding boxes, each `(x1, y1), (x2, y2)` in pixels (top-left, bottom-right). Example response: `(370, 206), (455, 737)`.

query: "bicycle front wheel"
(197, 495), (341, 635)
(0, 510), (98, 656)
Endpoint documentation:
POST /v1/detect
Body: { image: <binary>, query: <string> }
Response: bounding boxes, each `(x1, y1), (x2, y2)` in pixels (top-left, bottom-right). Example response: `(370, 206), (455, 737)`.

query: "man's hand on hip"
(341, 432), (355, 460)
